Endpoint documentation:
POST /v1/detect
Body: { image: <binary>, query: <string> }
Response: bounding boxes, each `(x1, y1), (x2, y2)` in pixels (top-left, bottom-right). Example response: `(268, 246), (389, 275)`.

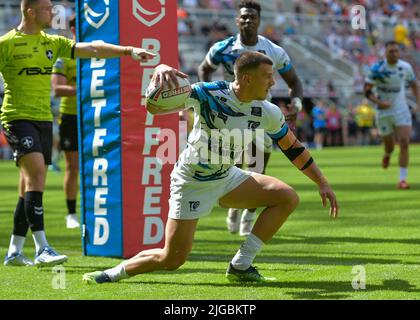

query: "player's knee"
(283, 188), (299, 213)
(25, 172), (46, 190)
(163, 255), (187, 271)
(272, 186), (299, 214)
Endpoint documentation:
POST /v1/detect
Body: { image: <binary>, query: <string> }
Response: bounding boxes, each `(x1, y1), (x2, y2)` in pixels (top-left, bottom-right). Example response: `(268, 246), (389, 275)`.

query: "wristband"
(292, 97), (303, 112)
(124, 46), (132, 56)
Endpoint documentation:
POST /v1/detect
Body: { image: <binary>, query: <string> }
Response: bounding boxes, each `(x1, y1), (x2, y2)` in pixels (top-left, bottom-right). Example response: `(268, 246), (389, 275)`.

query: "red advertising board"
(119, 1), (179, 258)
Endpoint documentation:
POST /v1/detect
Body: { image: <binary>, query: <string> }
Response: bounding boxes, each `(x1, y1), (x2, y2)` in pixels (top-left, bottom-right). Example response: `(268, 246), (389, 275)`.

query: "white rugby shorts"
(168, 166), (253, 220)
(376, 109), (412, 136)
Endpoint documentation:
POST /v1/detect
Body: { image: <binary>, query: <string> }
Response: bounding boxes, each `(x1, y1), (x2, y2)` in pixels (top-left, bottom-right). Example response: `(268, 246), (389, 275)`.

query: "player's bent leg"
(83, 218), (198, 284)
(126, 218), (197, 273)
(220, 174), (298, 283)
(219, 173), (298, 242)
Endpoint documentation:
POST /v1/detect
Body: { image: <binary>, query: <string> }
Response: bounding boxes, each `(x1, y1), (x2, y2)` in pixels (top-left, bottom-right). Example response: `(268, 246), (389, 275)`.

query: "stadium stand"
(1, 0), (419, 145)
(177, 0), (420, 143)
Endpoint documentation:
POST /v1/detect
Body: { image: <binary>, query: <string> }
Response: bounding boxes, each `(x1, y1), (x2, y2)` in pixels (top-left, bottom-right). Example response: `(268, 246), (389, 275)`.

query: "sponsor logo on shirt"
(18, 67), (52, 76)
(13, 54), (32, 60)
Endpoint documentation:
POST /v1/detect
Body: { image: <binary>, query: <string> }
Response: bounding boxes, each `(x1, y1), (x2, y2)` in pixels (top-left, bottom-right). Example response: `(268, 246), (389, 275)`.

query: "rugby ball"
(146, 76), (192, 110)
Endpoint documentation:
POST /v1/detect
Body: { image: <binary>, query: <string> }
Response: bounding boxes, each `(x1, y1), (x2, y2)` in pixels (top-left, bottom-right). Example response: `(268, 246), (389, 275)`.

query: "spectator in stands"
(394, 21), (412, 49)
(0, 125), (12, 160)
(343, 103), (358, 146)
(355, 99), (376, 146)
(296, 108), (313, 148)
(326, 103), (342, 146)
(312, 100), (327, 149)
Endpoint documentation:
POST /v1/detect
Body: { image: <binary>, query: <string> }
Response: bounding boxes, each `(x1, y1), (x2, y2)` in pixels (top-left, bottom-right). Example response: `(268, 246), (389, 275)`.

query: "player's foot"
(239, 219), (253, 237)
(4, 252), (35, 267)
(226, 209), (240, 233)
(226, 263), (274, 283)
(382, 154), (390, 169)
(34, 246), (68, 267)
(83, 271), (112, 284)
(398, 180), (410, 189)
(66, 214), (80, 229)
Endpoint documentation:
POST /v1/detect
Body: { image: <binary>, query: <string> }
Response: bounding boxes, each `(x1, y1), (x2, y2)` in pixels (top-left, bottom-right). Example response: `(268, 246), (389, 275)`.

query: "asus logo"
(18, 67), (52, 75)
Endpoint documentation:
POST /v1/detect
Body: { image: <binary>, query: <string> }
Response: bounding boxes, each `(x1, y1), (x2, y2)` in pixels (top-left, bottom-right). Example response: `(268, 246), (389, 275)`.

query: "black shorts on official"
(59, 114), (78, 152)
(2, 120), (52, 166)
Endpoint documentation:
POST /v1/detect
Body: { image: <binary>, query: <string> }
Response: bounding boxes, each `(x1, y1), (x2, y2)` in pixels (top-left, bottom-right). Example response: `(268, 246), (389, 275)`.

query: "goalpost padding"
(77, 0), (179, 258)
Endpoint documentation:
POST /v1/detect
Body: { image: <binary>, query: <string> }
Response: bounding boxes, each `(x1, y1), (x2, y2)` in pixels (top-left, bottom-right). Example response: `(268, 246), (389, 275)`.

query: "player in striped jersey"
(83, 52), (338, 284)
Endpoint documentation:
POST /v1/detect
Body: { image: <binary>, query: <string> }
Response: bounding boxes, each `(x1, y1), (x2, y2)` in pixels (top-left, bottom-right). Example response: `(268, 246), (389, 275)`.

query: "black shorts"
(59, 114), (78, 152)
(314, 127), (327, 135)
(357, 126), (371, 135)
(2, 120), (52, 166)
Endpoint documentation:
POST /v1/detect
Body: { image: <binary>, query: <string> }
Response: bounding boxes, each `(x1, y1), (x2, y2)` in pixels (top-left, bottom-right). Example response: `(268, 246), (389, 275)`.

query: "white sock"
(228, 208), (240, 218)
(241, 209), (256, 222)
(400, 167), (408, 181)
(231, 233), (264, 271)
(7, 235), (26, 256)
(104, 263), (129, 282)
(32, 231), (49, 254)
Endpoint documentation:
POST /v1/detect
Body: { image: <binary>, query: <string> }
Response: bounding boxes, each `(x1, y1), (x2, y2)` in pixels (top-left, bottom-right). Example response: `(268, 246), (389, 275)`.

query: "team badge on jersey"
(46, 50), (53, 61)
(21, 136), (34, 149)
(251, 106), (262, 117)
(189, 201), (200, 212)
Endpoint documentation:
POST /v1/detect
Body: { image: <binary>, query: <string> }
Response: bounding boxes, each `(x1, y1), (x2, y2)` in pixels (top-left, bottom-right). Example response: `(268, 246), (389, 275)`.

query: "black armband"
(364, 89), (374, 99)
(300, 157), (314, 171)
(282, 141), (305, 162)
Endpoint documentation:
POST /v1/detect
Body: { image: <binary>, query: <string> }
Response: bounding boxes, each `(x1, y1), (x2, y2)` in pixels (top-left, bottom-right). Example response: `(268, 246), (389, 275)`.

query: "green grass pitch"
(0, 145), (419, 300)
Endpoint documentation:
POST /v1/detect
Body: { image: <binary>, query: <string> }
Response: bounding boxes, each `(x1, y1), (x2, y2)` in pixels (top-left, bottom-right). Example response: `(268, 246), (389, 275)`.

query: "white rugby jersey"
(175, 81), (288, 182)
(205, 34), (292, 82)
(366, 59), (416, 115)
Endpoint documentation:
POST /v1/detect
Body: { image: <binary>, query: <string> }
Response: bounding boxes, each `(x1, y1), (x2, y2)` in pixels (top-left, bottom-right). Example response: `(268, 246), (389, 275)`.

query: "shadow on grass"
(282, 279), (420, 299)
(188, 253), (409, 266)
(124, 278), (420, 299)
(289, 183), (420, 192)
(37, 265), (117, 274)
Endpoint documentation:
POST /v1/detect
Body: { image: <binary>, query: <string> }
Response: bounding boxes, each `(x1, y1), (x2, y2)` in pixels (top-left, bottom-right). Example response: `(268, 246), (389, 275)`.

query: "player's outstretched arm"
(74, 42), (155, 62)
(277, 128), (339, 218)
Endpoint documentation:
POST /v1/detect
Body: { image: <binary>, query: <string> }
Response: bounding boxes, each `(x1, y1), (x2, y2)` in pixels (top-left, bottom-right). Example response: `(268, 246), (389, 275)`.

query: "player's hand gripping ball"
(146, 76), (192, 110)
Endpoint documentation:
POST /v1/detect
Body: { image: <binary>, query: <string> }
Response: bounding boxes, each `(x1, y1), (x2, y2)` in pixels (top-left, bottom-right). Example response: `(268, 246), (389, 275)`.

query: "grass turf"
(0, 145), (419, 300)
